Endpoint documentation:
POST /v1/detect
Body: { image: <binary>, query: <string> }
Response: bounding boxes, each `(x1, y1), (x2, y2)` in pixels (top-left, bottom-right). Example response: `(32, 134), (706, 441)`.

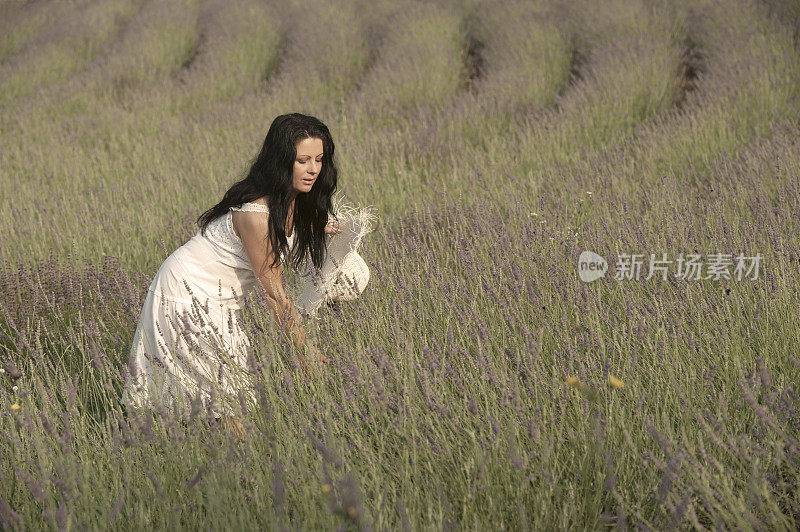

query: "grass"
(1, 0), (799, 529)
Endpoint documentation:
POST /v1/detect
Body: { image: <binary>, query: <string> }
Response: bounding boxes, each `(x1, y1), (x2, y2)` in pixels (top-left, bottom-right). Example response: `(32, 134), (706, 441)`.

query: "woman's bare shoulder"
(232, 197), (269, 238)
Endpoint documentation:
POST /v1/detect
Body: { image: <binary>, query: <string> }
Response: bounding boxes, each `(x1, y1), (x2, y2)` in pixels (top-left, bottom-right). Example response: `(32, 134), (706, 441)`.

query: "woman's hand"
(297, 345), (329, 380)
(222, 416), (245, 440)
(325, 220), (341, 235)
(308, 345), (330, 363)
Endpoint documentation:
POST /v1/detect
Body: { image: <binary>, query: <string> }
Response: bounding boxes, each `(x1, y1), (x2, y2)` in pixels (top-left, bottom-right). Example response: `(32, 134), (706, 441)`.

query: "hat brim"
(296, 203), (375, 317)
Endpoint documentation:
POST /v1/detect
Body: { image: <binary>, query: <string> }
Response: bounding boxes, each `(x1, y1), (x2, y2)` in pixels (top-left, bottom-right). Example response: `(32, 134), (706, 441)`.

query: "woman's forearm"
(265, 290), (307, 350)
(258, 273), (310, 351)
(281, 300), (307, 350)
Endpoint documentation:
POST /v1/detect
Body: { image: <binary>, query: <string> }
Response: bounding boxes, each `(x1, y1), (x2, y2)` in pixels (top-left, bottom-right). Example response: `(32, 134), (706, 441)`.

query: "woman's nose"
(310, 161), (319, 174)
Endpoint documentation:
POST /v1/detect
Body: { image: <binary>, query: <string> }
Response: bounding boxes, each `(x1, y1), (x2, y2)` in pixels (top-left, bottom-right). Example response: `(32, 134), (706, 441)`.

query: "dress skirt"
(122, 232), (259, 419)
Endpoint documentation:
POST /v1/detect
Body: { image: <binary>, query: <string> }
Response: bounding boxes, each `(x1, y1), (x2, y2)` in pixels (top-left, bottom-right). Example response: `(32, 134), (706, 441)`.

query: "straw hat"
(296, 201), (375, 318)
(326, 251), (370, 301)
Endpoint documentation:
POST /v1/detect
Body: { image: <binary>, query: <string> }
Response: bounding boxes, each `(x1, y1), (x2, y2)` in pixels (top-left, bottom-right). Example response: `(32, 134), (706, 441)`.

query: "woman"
(123, 113), (341, 432)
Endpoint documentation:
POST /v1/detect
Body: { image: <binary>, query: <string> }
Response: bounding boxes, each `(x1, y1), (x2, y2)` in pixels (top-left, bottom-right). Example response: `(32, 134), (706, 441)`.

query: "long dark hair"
(197, 113), (337, 270)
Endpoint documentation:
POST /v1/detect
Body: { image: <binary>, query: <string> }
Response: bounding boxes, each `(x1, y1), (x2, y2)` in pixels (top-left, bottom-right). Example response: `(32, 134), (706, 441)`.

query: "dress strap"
(230, 202), (269, 213)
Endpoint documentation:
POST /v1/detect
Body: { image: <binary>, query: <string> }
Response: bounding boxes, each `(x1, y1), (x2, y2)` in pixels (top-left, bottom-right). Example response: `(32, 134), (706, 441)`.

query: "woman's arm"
(233, 211), (327, 374)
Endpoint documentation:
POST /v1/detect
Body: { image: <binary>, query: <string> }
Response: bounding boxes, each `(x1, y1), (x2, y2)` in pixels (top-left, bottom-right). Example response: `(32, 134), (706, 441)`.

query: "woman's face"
(292, 137), (323, 195)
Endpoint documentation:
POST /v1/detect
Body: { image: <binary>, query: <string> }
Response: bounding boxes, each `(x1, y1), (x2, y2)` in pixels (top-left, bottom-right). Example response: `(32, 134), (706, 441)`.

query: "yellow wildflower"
(321, 484), (331, 494)
(608, 376), (624, 389)
(347, 506), (358, 518)
(566, 376), (580, 388)
(11, 403), (20, 410)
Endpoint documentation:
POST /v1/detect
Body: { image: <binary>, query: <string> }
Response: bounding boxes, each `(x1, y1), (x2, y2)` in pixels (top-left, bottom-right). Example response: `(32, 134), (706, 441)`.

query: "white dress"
(122, 202), (294, 419)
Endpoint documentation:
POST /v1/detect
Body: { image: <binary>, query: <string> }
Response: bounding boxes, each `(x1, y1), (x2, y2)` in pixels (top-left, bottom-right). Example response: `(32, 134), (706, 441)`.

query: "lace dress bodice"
(200, 202), (295, 268)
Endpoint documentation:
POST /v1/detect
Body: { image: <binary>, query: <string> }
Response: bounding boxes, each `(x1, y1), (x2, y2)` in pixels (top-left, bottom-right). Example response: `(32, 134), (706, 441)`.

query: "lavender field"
(1, 0), (799, 529)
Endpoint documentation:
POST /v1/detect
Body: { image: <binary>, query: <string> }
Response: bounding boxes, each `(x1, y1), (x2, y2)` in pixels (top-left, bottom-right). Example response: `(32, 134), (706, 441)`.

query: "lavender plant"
(0, 0), (799, 528)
